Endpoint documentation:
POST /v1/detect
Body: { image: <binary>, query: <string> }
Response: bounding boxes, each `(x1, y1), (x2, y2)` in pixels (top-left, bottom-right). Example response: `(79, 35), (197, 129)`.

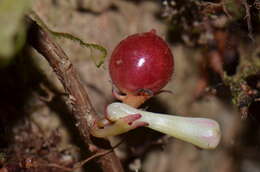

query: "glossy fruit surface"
(109, 30), (174, 96)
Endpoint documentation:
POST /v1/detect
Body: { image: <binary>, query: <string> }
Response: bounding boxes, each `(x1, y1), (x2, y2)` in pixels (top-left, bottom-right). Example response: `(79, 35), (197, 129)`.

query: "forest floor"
(0, 0), (260, 172)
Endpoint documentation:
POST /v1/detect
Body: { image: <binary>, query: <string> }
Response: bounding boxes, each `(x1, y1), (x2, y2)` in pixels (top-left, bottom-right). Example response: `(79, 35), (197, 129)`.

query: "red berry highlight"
(109, 30), (174, 107)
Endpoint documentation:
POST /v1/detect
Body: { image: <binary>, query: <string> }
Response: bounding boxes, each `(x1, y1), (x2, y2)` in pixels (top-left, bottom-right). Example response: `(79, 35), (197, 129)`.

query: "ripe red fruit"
(109, 30), (174, 107)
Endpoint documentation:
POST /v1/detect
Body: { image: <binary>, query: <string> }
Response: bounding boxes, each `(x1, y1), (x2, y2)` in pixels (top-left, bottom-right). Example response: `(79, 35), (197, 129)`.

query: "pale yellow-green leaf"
(0, 0), (32, 66)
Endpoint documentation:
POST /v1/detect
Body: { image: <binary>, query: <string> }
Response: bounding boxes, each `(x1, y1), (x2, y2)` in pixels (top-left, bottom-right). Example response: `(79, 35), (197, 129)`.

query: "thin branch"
(27, 18), (124, 172)
(44, 138), (126, 171)
(242, 0), (254, 42)
(45, 150), (112, 172)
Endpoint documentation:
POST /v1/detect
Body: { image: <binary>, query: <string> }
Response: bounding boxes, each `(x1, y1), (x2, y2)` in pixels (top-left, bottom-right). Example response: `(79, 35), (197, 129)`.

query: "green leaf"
(0, 0), (32, 66)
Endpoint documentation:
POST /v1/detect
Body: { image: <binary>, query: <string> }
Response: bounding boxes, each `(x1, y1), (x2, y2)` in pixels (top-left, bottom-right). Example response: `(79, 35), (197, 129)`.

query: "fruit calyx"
(112, 87), (154, 108)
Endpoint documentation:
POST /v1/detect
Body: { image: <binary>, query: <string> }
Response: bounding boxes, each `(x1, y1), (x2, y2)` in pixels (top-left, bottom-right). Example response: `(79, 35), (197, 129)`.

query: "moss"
(0, 152), (6, 164)
(223, 56), (260, 109)
(224, 0), (245, 19)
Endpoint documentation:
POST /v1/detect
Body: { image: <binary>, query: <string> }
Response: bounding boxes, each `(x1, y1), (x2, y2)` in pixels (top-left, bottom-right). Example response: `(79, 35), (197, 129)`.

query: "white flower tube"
(106, 102), (221, 149)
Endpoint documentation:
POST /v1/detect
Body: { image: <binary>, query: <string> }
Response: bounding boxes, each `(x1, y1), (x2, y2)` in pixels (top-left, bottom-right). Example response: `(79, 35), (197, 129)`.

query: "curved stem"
(28, 19), (124, 172)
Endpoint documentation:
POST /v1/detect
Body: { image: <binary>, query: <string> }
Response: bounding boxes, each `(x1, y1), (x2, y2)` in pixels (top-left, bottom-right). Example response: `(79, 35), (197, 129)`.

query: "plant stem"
(27, 18), (124, 172)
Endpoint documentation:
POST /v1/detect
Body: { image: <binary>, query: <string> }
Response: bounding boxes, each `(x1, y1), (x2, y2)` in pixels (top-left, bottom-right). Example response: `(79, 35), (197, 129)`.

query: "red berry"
(109, 30), (174, 107)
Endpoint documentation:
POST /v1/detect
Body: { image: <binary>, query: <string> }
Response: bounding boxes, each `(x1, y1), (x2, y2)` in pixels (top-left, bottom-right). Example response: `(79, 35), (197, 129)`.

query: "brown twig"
(44, 138), (126, 171)
(242, 0), (254, 42)
(45, 150), (112, 172)
(27, 19), (124, 172)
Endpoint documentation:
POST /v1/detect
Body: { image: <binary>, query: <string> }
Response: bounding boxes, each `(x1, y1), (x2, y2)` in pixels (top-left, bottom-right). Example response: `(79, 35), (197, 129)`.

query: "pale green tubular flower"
(91, 102), (221, 149)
